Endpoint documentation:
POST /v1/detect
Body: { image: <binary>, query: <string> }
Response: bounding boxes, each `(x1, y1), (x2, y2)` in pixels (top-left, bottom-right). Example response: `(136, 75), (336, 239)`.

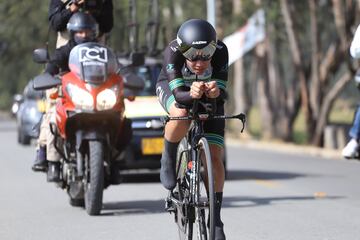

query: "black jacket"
(45, 40), (76, 75)
(48, 0), (113, 35)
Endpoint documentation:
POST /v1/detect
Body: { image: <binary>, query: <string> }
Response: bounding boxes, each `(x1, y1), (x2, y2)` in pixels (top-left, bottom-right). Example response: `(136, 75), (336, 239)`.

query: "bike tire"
(196, 137), (215, 240)
(175, 138), (193, 240)
(84, 140), (104, 216)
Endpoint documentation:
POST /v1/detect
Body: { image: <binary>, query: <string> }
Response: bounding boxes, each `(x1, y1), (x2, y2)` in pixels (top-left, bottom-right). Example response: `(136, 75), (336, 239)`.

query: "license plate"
(37, 100), (47, 113)
(141, 138), (164, 155)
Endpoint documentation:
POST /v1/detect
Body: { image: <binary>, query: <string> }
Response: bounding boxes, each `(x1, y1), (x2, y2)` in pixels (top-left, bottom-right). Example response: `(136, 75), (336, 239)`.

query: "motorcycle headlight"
(96, 85), (119, 111)
(66, 83), (94, 111)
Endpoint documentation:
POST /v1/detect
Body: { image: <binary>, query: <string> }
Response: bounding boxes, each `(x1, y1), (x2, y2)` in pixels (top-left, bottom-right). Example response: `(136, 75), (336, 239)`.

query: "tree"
(279, 0), (357, 145)
(230, 0), (358, 145)
(0, 1), (49, 109)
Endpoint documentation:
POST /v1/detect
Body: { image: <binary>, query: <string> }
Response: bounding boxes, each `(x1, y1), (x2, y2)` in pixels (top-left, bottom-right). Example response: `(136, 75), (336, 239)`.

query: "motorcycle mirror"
(123, 88), (138, 99)
(130, 52), (145, 67)
(13, 93), (24, 103)
(33, 48), (49, 64)
(32, 73), (61, 90)
(123, 72), (145, 91)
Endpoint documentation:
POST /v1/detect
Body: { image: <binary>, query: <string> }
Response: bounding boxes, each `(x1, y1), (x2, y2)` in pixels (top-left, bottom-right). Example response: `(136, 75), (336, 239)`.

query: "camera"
(71, 0), (101, 12)
(84, 0), (99, 9)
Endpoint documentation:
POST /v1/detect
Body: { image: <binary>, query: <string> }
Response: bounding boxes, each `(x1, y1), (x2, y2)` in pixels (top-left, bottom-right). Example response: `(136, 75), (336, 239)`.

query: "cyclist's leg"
(205, 144), (226, 240)
(156, 81), (190, 190)
(209, 144), (225, 192)
(204, 108), (226, 240)
(164, 103), (189, 140)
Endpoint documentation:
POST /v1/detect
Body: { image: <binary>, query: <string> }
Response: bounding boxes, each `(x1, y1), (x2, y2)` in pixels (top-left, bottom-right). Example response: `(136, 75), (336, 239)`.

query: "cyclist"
(156, 19), (228, 240)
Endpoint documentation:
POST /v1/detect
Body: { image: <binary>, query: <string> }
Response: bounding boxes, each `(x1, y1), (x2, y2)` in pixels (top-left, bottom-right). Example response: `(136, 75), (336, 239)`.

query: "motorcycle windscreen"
(68, 42), (119, 84)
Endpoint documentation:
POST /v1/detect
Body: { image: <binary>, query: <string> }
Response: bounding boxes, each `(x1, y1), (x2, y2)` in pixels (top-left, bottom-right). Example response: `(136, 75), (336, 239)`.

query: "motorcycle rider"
(49, 0), (113, 48)
(156, 19), (229, 240)
(33, 12), (99, 182)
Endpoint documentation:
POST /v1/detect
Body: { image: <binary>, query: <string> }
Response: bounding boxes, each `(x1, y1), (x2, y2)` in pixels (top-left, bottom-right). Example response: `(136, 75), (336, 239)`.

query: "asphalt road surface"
(1, 120), (360, 240)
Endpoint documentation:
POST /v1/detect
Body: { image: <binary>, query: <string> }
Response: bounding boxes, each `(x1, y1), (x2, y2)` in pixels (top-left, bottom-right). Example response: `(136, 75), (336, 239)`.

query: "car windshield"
(134, 65), (161, 96)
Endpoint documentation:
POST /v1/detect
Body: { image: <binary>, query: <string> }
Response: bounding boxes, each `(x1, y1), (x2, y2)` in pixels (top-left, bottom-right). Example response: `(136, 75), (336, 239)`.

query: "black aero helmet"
(176, 19), (217, 61)
(67, 12), (98, 44)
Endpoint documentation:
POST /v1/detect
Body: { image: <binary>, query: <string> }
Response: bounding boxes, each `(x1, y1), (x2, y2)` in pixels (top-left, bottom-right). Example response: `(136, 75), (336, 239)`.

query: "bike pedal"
(165, 198), (175, 212)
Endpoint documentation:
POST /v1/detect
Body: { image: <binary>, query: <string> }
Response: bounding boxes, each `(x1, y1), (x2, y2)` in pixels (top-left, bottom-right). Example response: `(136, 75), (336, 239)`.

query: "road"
(1, 120), (360, 240)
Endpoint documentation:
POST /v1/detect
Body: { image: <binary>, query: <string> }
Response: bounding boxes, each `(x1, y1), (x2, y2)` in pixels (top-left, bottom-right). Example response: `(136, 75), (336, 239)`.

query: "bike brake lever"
(161, 116), (170, 125)
(235, 113), (246, 133)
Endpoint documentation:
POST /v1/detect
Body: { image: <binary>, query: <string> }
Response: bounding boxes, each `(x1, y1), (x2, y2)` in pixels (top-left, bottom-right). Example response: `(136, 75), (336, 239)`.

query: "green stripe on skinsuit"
(169, 78), (185, 91)
(204, 133), (224, 147)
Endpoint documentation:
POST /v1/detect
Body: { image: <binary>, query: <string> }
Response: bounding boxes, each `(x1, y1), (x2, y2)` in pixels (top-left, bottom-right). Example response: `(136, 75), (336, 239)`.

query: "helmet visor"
(182, 42), (217, 61)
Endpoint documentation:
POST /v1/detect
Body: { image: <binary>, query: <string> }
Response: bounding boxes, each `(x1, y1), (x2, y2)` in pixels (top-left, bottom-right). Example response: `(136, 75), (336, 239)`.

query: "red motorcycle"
(33, 42), (144, 215)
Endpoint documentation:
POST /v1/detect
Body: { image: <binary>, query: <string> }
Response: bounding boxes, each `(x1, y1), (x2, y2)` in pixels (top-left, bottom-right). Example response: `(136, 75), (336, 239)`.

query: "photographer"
(342, 70), (360, 158)
(49, 0), (113, 48)
(342, 24), (360, 159)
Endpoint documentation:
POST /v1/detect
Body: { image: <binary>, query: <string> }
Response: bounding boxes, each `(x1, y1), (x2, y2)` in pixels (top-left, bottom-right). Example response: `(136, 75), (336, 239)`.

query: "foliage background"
(0, 0), (210, 109)
(0, 0), (358, 146)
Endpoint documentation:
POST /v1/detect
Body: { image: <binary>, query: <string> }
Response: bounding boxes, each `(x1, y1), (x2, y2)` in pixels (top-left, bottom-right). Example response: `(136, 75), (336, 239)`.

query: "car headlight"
(66, 83), (94, 111)
(96, 85), (119, 111)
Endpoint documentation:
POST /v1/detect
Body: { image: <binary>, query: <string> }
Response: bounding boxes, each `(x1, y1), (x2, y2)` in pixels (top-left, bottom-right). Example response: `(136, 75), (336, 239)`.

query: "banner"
(223, 9), (265, 65)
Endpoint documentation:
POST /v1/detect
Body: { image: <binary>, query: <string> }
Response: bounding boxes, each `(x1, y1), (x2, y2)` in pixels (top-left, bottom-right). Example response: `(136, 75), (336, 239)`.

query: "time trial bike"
(164, 98), (245, 240)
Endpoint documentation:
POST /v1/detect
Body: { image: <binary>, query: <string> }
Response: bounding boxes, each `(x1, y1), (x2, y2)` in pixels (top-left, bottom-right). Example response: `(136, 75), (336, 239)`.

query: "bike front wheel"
(175, 137), (193, 240)
(196, 137), (215, 240)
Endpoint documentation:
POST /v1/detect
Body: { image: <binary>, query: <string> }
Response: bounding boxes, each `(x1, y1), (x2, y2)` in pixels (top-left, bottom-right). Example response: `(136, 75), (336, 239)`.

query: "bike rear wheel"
(196, 137), (215, 240)
(175, 138), (193, 240)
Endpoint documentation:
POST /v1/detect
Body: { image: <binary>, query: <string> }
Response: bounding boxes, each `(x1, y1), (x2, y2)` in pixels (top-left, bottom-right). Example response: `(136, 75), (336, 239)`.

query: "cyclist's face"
(186, 59), (211, 75)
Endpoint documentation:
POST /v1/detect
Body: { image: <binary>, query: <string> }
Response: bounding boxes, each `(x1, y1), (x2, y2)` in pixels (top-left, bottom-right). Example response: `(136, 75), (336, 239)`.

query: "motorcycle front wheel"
(84, 140), (105, 216)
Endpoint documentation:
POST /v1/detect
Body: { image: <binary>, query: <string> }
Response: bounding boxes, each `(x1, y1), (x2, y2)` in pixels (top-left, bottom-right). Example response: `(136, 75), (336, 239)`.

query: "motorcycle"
(33, 42), (144, 215)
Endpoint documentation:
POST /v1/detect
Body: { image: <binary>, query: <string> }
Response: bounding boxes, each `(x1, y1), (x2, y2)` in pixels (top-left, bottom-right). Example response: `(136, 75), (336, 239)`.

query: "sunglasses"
(182, 42), (217, 61)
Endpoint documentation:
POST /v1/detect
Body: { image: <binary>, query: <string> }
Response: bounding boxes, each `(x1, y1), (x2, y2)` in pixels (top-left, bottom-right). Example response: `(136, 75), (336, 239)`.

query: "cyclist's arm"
(162, 42), (193, 106)
(210, 41), (229, 102)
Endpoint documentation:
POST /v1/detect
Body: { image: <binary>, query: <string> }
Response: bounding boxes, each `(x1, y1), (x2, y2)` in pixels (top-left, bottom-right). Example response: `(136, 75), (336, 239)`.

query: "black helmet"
(176, 19), (217, 61)
(67, 12), (98, 44)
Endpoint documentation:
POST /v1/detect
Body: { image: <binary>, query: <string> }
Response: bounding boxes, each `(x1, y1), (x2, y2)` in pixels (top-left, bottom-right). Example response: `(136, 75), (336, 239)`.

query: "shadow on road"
(119, 171), (160, 183)
(222, 195), (344, 208)
(101, 169), (335, 215)
(119, 168), (308, 184)
(102, 199), (165, 216)
(226, 169), (307, 181)
(101, 172), (163, 216)
(101, 194), (344, 216)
